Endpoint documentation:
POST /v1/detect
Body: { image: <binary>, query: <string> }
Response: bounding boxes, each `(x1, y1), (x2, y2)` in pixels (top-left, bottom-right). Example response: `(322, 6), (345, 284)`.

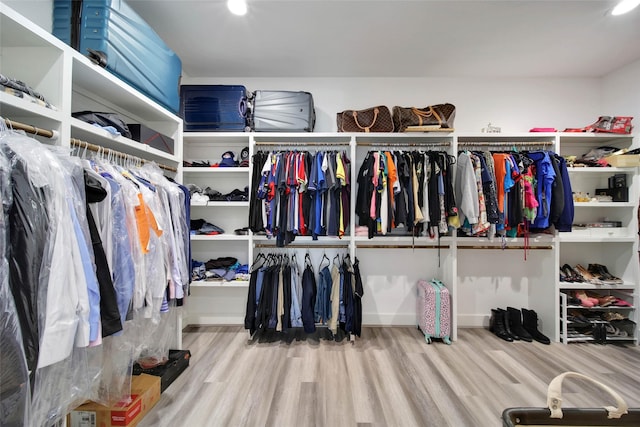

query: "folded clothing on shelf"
(190, 219), (224, 235)
(191, 257), (248, 282)
(204, 187), (249, 202)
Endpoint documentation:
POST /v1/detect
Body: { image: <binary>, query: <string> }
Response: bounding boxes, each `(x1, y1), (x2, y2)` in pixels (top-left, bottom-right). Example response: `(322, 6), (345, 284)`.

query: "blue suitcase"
(180, 85), (249, 132)
(52, 0), (182, 113)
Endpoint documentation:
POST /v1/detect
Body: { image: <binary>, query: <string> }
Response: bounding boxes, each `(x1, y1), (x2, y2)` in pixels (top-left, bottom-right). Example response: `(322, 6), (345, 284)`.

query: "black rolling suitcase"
(250, 90), (315, 132)
(502, 372), (640, 426)
(132, 349), (191, 393)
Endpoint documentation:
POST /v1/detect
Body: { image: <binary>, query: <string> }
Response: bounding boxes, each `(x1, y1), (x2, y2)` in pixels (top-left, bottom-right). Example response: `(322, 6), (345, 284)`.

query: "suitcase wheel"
(86, 49), (107, 68)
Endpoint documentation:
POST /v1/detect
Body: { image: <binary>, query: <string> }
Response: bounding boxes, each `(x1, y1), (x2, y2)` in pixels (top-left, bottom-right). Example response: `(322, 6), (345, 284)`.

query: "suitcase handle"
(547, 371), (628, 420)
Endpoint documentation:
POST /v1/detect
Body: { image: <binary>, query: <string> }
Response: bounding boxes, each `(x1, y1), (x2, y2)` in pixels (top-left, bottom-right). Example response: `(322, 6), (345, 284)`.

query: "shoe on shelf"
(567, 310), (590, 325)
(588, 263), (623, 285)
(572, 290), (596, 307)
(611, 318), (636, 336)
(605, 323), (625, 337)
(612, 297), (632, 307)
(561, 264), (583, 282)
(564, 292), (582, 305)
(603, 312), (626, 322)
(585, 291), (616, 307)
(574, 264), (604, 285)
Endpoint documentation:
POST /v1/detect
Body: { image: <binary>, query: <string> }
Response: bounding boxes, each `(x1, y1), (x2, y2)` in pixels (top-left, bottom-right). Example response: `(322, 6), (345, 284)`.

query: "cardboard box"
(68, 374), (161, 427)
(128, 123), (175, 155)
(604, 154), (640, 167)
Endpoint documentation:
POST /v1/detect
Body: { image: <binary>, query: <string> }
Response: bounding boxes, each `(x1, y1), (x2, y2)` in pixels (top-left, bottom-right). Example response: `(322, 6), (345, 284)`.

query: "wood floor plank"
(137, 326), (640, 427)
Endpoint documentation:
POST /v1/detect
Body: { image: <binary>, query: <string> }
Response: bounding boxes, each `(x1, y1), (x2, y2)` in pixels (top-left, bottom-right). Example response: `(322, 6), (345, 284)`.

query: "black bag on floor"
(133, 349), (191, 393)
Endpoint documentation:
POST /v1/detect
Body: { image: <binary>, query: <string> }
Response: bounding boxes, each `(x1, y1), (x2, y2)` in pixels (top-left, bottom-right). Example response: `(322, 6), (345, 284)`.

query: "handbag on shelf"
(336, 105), (394, 132)
(392, 103), (456, 132)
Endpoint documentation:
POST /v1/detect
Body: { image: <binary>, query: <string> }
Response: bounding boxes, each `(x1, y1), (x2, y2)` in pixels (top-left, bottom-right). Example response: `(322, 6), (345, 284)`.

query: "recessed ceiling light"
(612, 0), (640, 15)
(227, 0), (248, 16)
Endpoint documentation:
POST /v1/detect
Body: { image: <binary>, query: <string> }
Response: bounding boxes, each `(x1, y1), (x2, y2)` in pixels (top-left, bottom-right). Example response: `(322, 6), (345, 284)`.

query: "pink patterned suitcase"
(417, 279), (452, 344)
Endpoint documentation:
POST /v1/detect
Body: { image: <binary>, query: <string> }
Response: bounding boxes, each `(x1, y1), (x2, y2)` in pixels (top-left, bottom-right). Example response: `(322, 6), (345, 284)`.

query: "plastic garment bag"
(139, 163), (188, 299)
(0, 137), (31, 427)
(98, 161), (147, 316)
(1, 132), (93, 427)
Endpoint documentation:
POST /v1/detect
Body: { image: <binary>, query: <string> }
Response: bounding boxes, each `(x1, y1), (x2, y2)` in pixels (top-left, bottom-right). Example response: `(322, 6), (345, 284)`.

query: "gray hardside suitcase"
(251, 90), (315, 132)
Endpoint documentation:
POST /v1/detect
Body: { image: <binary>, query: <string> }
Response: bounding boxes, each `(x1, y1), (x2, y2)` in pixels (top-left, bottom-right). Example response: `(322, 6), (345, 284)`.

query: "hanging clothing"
(250, 150), (351, 246)
(356, 150), (456, 238)
(454, 149), (572, 239)
(0, 148), (30, 427)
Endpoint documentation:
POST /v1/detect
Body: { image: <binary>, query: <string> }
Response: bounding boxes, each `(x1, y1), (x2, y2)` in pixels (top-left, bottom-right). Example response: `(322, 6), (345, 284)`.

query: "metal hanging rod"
(2, 118), (176, 172)
(458, 141), (554, 147)
(70, 138), (177, 173)
(254, 243), (349, 249)
(356, 244), (450, 249)
(3, 118), (59, 140)
(255, 141), (350, 147)
(457, 245), (552, 250)
(357, 141), (451, 147)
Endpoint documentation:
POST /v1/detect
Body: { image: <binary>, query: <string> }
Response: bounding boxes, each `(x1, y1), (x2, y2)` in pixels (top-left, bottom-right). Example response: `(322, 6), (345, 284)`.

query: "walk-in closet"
(2, 1), (640, 426)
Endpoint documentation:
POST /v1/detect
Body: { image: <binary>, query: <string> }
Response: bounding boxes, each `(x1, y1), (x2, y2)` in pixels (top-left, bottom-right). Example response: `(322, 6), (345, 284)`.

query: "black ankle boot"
(507, 307), (533, 342)
(490, 309), (514, 342)
(521, 308), (551, 345)
(498, 308), (518, 340)
(595, 323), (607, 345)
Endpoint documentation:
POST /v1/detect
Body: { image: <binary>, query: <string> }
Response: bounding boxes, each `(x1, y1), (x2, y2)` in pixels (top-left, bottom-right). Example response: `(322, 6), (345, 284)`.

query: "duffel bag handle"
(411, 106), (442, 127)
(547, 371), (628, 419)
(353, 108), (379, 132)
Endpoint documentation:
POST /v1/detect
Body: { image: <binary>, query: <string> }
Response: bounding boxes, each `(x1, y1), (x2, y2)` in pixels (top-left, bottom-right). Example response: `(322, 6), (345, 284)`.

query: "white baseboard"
(456, 314), (489, 328)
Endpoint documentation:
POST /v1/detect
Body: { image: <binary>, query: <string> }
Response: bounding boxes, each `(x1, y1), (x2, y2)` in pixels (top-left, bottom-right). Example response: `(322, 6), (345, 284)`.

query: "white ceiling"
(128, 0), (640, 79)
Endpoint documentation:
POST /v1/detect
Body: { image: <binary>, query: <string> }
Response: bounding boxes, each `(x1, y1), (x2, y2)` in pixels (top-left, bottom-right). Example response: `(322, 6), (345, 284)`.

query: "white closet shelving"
(0, 3), (184, 345)
(181, 132), (252, 324)
(0, 3), (183, 162)
(182, 130), (638, 344)
(557, 133), (638, 344)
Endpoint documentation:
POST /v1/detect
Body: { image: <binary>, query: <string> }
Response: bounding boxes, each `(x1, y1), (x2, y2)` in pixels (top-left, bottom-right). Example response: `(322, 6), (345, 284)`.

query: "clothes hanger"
(319, 253), (330, 270)
(304, 252), (313, 269)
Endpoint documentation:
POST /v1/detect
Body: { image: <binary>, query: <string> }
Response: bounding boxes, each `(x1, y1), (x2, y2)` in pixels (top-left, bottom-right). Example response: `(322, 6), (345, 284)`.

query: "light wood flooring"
(138, 326), (640, 427)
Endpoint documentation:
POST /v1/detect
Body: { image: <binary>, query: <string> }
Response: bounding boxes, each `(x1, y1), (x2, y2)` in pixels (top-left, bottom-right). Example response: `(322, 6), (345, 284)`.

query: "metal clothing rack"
(254, 243), (350, 249)
(70, 138), (177, 173)
(356, 244), (450, 249)
(457, 140), (554, 151)
(2, 117), (177, 172)
(357, 141), (451, 148)
(254, 141), (350, 147)
(457, 245), (553, 250)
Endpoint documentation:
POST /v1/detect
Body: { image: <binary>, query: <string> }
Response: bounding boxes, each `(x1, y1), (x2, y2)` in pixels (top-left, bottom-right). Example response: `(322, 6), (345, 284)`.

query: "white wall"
(184, 76), (603, 133)
(4, 0), (52, 32)
(602, 58), (640, 146)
